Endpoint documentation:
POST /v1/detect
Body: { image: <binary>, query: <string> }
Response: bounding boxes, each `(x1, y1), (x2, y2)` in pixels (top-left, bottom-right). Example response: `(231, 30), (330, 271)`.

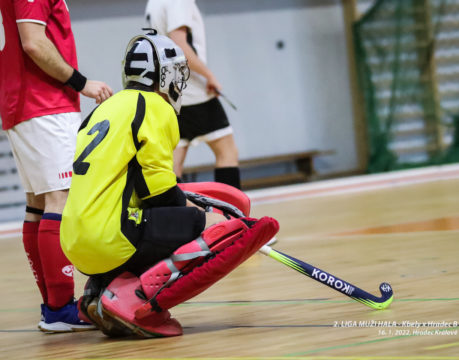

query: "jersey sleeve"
(165, 0), (195, 33)
(135, 96), (180, 201)
(14, 0), (51, 24)
(142, 185), (187, 207)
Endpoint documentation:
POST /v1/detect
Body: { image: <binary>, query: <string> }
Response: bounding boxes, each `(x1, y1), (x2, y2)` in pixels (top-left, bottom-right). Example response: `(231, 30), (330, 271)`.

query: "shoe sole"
(38, 321), (96, 333)
(101, 306), (164, 338)
(87, 301), (133, 337)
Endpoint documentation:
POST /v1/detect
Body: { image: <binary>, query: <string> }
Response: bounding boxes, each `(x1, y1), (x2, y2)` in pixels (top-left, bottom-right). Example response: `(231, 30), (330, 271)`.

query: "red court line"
(0, 228), (22, 235)
(336, 216), (459, 236)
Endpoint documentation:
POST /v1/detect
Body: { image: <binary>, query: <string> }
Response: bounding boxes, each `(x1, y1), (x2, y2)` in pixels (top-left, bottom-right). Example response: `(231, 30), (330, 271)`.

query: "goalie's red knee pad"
(140, 218), (249, 299)
(135, 216), (279, 319)
(100, 272), (182, 338)
(179, 182), (250, 216)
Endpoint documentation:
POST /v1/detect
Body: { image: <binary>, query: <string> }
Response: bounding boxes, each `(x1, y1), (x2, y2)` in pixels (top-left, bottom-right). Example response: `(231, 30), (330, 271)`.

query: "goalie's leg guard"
(140, 217), (249, 298)
(100, 218), (251, 337)
(135, 216), (279, 318)
(179, 182), (251, 217)
(100, 272), (182, 338)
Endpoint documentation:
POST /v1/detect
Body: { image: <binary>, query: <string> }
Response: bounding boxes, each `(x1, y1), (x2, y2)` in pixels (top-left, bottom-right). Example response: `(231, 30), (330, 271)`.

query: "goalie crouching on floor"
(60, 31), (279, 338)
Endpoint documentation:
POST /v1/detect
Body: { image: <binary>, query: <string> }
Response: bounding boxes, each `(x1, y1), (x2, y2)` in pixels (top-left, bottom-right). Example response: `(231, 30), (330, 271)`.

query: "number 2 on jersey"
(73, 120), (110, 175)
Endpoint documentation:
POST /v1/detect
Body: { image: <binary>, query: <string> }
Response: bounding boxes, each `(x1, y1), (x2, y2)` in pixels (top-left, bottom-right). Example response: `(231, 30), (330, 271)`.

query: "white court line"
(247, 163), (459, 205)
(2, 163), (459, 239)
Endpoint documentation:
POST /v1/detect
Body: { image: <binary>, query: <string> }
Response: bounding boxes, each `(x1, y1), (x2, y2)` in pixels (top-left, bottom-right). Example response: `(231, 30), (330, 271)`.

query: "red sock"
(22, 221), (47, 303)
(38, 218), (74, 309)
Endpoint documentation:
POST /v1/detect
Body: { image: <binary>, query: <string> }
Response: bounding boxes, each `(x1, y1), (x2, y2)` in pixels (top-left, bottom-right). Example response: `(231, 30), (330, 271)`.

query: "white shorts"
(177, 126), (233, 148)
(6, 112), (82, 195)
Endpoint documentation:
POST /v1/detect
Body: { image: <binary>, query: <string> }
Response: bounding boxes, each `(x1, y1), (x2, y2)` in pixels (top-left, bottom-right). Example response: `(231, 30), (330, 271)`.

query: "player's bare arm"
(17, 22), (113, 104)
(169, 26), (221, 95)
(18, 22), (73, 82)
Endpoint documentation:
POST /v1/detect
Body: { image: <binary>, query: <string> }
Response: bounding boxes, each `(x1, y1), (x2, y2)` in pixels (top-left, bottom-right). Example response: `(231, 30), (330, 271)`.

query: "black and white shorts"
(177, 97), (233, 147)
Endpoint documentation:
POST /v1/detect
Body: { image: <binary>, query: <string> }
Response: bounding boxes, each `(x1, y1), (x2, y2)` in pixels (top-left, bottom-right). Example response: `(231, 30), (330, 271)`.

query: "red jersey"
(0, 0), (80, 130)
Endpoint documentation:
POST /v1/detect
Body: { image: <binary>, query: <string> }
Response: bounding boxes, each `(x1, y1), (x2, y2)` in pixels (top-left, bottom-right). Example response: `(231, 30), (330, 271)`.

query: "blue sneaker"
(38, 300), (96, 333)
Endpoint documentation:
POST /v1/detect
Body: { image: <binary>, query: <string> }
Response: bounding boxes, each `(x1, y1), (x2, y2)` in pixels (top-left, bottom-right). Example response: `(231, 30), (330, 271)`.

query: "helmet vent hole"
(165, 48), (177, 58)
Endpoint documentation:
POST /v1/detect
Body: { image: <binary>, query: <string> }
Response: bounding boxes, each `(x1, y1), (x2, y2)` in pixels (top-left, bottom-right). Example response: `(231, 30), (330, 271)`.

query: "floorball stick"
(184, 191), (393, 309)
(259, 245), (394, 310)
(215, 90), (237, 111)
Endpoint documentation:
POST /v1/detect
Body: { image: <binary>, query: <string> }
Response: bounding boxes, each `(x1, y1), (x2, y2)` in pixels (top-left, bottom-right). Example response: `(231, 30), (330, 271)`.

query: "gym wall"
(0, 0), (360, 221)
(71, 0), (359, 175)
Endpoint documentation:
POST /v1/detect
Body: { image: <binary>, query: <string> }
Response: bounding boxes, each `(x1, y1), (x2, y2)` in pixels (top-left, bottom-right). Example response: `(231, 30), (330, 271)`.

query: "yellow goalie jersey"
(61, 89), (180, 275)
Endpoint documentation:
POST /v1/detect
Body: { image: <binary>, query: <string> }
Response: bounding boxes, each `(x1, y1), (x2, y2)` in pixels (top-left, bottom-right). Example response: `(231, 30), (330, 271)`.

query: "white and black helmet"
(122, 30), (190, 113)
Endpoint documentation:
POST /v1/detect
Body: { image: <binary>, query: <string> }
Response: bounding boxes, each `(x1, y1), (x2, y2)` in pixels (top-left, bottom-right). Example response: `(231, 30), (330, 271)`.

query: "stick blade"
(371, 283), (394, 310)
(378, 282), (394, 307)
(352, 282), (393, 310)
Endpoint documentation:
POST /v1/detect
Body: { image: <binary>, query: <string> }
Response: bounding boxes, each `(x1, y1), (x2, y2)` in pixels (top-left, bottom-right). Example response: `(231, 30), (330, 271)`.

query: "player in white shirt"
(145, 0), (241, 189)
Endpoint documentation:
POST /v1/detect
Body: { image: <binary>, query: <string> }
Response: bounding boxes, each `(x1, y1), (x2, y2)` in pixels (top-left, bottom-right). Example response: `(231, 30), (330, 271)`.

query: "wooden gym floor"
(1, 165), (459, 360)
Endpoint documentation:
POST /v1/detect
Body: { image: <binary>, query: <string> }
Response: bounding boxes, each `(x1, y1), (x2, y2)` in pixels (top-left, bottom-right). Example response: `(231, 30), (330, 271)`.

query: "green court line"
(0, 307), (39, 312)
(0, 325), (334, 333)
(396, 298), (459, 302)
(2, 297), (459, 312)
(287, 327), (459, 356)
(2, 324), (458, 334)
(180, 297), (459, 307)
(46, 357), (459, 360)
(180, 299), (351, 306)
(425, 341), (459, 350)
(287, 335), (416, 356)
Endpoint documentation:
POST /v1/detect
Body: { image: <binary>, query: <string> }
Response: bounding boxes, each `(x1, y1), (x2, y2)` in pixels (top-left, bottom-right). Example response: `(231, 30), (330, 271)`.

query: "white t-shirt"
(145, 0), (213, 106)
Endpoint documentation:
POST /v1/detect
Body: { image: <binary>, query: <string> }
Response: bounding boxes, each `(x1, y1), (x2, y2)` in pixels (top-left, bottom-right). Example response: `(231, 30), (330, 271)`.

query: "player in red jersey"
(0, 0), (113, 333)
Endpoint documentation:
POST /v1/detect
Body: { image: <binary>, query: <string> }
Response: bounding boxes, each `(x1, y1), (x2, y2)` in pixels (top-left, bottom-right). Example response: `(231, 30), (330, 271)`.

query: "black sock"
(214, 167), (241, 189)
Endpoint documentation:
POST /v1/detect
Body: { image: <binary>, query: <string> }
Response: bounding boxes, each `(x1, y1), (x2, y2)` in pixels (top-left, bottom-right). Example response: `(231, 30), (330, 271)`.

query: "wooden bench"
(182, 150), (333, 190)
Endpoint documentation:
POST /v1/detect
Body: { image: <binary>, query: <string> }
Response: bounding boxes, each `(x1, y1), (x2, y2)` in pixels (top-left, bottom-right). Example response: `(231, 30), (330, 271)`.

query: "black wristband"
(65, 68), (87, 92)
